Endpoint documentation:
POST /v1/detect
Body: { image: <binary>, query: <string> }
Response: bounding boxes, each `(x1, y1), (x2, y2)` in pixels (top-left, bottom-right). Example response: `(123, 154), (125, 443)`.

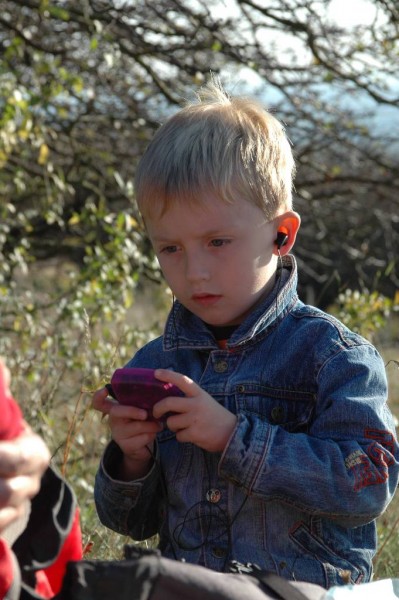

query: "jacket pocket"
(290, 521), (365, 587)
(235, 384), (315, 433)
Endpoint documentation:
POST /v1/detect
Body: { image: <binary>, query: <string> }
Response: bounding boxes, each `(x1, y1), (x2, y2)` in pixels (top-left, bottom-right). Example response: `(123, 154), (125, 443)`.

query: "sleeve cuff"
(218, 413), (272, 492)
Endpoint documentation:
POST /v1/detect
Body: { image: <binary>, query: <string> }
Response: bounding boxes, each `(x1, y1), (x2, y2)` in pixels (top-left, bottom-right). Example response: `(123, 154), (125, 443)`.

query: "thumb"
(92, 387), (117, 414)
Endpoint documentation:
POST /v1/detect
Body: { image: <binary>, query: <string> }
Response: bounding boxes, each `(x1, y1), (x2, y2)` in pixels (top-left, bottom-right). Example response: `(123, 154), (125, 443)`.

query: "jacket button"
(214, 360), (228, 373)
(206, 489), (221, 503)
(271, 406), (285, 423)
(237, 385), (245, 393)
(212, 547), (227, 559)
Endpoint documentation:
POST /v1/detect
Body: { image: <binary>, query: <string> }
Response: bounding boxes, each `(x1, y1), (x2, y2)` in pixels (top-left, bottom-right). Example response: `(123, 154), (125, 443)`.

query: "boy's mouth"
(192, 293), (222, 306)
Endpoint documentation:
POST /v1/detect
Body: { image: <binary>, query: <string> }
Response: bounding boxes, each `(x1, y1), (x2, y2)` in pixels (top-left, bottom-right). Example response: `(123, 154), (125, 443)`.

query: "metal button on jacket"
(206, 489), (221, 503)
(212, 546), (227, 559)
(271, 406), (285, 423)
(214, 360), (228, 373)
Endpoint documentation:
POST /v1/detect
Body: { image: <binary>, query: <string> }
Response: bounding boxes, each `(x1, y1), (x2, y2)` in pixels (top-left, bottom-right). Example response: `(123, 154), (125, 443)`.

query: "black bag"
(7, 466), (325, 600)
(56, 546), (327, 600)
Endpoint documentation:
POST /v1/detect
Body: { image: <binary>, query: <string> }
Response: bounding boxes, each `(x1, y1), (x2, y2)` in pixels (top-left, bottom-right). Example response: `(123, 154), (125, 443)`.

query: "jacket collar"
(163, 255), (298, 351)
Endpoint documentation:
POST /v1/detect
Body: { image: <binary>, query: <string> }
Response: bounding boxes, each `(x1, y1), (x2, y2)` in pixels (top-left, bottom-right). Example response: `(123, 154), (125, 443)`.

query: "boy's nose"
(185, 252), (210, 282)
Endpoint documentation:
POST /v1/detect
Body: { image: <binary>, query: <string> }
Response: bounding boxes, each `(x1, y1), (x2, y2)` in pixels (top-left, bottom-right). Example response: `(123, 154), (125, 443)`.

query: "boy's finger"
(92, 387), (118, 414)
(154, 369), (198, 397)
(108, 403), (149, 421)
(153, 396), (192, 420)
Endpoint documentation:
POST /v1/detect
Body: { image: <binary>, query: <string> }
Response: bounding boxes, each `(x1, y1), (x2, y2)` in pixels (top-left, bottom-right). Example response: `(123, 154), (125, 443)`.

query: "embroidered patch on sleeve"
(345, 429), (395, 491)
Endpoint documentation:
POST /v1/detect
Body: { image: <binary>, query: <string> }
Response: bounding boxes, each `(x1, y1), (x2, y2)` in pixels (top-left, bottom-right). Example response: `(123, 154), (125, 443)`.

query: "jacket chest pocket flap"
(235, 384), (315, 432)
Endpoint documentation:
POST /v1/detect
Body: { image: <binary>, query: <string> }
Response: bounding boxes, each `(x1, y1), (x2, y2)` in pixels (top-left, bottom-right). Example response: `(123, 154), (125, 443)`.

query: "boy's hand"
(152, 369), (237, 453)
(92, 387), (163, 480)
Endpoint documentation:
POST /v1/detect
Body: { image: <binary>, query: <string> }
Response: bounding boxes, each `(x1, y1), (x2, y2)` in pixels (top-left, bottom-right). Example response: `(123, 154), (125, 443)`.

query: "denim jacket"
(95, 255), (399, 589)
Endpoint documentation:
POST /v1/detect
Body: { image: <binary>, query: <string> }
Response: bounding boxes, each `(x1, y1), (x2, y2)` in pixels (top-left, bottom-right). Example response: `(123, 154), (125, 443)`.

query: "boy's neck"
(205, 323), (239, 349)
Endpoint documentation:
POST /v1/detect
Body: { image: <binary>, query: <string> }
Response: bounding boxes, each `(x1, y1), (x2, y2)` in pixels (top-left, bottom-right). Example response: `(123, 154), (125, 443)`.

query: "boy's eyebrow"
(150, 227), (237, 243)
(151, 237), (177, 245)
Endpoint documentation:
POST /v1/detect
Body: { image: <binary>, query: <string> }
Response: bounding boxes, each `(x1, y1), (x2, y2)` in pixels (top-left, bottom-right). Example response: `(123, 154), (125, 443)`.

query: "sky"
(216, 0), (379, 27)
(327, 0), (378, 26)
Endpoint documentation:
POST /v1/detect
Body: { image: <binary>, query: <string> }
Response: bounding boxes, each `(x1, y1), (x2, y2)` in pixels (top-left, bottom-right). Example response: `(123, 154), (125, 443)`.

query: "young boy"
(93, 78), (399, 589)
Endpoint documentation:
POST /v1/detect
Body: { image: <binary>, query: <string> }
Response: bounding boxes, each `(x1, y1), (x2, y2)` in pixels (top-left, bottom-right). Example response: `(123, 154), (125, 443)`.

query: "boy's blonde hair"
(135, 76), (295, 220)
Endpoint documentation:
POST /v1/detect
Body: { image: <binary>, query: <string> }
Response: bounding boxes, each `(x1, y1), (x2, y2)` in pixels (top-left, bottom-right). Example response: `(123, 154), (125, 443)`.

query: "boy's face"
(146, 194), (279, 327)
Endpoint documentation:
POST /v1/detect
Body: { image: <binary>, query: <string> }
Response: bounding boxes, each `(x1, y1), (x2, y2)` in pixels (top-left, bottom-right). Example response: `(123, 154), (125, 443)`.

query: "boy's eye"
(161, 245), (178, 254)
(210, 239), (229, 247)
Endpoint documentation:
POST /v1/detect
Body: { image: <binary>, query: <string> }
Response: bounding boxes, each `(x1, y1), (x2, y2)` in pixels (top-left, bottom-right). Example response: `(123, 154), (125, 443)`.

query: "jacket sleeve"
(219, 344), (399, 527)
(94, 440), (162, 540)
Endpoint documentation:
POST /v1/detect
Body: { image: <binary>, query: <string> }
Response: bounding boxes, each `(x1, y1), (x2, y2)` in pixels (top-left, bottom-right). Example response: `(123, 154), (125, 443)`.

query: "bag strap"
(257, 571), (311, 600)
(229, 560), (310, 600)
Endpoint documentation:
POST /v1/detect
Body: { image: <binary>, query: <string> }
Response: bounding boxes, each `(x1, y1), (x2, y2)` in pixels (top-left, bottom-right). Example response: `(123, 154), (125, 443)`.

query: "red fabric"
(40, 507), (83, 595)
(34, 569), (55, 598)
(0, 362), (24, 440)
(0, 539), (14, 598)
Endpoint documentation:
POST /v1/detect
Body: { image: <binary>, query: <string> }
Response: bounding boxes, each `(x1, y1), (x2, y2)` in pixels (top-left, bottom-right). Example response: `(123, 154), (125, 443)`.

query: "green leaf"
(48, 6), (70, 21)
(90, 37), (99, 51)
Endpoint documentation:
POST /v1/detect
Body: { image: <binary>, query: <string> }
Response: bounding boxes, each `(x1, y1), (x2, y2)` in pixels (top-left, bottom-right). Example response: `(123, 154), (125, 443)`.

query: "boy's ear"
(273, 211), (301, 255)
